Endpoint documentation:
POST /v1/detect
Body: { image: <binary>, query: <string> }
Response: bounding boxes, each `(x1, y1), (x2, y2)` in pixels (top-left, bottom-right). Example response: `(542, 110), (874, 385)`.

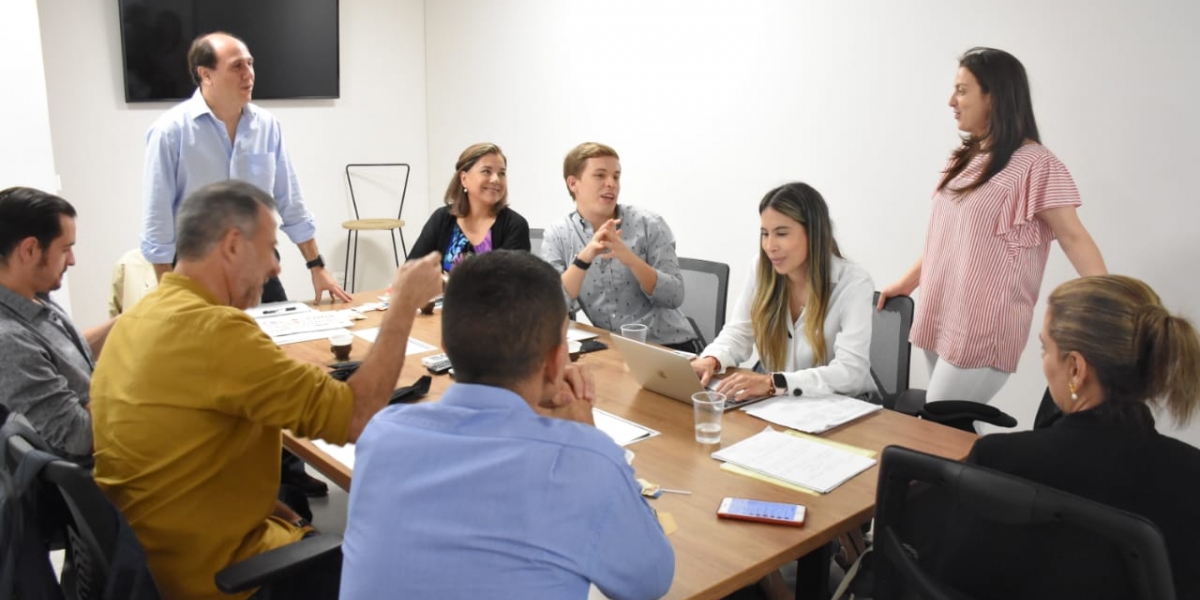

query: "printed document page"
(743, 393), (882, 434)
(712, 428), (876, 493)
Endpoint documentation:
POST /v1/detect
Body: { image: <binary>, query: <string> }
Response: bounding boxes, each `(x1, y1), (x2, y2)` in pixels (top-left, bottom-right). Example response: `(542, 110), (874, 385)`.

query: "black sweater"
(408, 206), (531, 265)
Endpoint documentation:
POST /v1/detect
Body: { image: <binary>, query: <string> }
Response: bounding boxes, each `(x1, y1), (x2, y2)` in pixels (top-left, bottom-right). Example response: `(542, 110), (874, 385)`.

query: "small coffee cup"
(329, 333), (354, 362)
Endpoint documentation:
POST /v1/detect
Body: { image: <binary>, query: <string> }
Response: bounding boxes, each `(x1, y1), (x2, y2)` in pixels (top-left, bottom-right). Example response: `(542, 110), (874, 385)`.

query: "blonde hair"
(1047, 275), (1200, 425)
(444, 143), (507, 217)
(562, 142), (619, 199)
(751, 183), (842, 371)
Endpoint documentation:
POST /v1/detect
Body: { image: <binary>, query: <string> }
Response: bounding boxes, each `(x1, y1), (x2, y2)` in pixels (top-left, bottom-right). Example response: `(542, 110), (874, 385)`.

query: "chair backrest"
(874, 445), (1177, 600)
(344, 163), (412, 221)
(4, 430), (159, 600)
(529, 228), (545, 258)
(677, 257), (730, 346)
(869, 292), (913, 400)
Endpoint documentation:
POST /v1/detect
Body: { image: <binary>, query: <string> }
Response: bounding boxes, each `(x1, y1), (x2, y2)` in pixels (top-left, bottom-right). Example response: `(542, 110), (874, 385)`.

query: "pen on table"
(658, 488), (691, 495)
(262, 306), (298, 315)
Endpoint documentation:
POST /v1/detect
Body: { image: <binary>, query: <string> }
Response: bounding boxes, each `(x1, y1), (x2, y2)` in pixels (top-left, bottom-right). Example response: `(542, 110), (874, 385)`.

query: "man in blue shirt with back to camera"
(140, 31), (350, 306)
(341, 250), (675, 600)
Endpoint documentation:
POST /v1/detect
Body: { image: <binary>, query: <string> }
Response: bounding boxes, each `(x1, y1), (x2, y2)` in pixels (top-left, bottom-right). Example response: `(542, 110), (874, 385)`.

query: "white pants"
(923, 350), (1010, 405)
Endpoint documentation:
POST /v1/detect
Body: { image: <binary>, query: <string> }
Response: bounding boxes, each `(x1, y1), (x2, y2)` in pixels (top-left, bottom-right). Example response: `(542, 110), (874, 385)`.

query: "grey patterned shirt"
(542, 204), (695, 345)
(0, 283), (94, 459)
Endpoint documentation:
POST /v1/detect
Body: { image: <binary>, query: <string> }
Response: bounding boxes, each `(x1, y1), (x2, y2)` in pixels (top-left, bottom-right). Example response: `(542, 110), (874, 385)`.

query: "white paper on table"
(256, 310), (354, 340)
(246, 301), (314, 319)
(711, 427), (876, 493)
(742, 393), (883, 434)
(593, 409), (659, 446)
(272, 328), (352, 346)
(568, 327), (599, 342)
(311, 439), (357, 470)
(352, 326), (438, 355)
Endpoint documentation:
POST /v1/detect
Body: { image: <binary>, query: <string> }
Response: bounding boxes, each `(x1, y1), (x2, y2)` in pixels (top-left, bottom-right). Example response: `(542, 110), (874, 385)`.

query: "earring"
(463, 187), (468, 193)
(1068, 382), (1078, 402)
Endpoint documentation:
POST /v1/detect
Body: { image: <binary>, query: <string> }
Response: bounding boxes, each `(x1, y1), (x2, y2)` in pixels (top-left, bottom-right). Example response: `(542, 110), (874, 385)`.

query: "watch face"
(772, 373), (787, 389)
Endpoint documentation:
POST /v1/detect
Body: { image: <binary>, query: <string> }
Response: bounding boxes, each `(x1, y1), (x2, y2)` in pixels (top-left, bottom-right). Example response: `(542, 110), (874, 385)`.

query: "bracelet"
(573, 256), (592, 271)
(305, 255), (325, 270)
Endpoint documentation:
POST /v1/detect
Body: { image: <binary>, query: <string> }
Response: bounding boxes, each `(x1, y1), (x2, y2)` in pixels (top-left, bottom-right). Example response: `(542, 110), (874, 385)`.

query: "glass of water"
(692, 391), (726, 444)
(619, 323), (648, 343)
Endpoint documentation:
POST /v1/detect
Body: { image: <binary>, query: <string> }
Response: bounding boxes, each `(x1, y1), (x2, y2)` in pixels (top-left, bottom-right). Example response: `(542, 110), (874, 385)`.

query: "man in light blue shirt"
(141, 32), (350, 305)
(341, 250), (675, 600)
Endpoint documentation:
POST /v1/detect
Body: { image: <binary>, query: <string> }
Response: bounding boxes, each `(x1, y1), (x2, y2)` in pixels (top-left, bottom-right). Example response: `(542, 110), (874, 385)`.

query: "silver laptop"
(609, 335), (770, 411)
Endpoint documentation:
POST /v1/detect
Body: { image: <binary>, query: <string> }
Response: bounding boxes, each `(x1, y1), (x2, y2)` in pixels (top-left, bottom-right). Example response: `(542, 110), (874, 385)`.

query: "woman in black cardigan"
(409, 143), (530, 271)
(934, 275), (1200, 599)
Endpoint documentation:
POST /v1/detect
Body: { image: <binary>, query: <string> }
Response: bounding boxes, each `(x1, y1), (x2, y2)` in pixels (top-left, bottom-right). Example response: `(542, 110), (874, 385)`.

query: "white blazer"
(700, 256), (876, 397)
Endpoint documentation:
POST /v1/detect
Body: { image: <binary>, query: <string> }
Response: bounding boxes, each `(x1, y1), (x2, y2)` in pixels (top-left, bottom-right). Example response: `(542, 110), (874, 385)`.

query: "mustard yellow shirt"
(91, 273), (353, 600)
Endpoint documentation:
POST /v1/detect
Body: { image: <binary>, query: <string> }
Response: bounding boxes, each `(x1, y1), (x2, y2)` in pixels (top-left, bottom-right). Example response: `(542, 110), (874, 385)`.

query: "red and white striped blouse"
(910, 143), (1081, 373)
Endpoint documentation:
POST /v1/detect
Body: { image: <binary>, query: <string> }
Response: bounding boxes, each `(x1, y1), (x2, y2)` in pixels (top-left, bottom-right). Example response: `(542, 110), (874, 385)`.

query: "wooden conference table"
(282, 290), (976, 600)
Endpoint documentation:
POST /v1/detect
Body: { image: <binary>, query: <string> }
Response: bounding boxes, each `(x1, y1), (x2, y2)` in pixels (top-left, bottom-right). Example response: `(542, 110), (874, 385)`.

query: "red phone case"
(717, 501), (806, 527)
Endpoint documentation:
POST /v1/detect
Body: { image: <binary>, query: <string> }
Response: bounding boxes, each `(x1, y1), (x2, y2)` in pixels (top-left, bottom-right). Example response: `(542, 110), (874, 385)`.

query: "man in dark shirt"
(0, 186), (115, 461)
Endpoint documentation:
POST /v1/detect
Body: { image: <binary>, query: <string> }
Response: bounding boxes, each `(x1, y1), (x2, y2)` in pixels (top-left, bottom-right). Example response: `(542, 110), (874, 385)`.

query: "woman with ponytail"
(690, 182), (875, 402)
(946, 275), (1200, 598)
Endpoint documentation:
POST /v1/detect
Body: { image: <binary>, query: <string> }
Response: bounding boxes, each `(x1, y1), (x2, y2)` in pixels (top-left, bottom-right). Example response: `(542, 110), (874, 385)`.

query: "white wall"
(426, 1), (1200, 443)
(35, 0), (430, 329)
(0, 0), (75, 314)
(1, 0), (58, 193)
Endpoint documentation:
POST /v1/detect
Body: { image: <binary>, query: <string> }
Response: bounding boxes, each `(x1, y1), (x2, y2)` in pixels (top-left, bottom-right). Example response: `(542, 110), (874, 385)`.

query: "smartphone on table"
(717, 497), (806, 527)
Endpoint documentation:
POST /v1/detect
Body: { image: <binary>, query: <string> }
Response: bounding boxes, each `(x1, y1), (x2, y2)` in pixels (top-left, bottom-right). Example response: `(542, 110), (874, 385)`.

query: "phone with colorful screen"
(717, 497), (806, 527)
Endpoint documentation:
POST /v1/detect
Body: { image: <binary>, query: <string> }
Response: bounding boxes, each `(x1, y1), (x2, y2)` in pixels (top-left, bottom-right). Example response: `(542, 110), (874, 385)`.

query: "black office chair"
(873, 445), (1177, 600)
(677, 257), (730, 347)
(869, 292), (1017, 432)
(1, 419), (343, 599)
(529, 228), (545, 259)
(869, 293), (915, 409)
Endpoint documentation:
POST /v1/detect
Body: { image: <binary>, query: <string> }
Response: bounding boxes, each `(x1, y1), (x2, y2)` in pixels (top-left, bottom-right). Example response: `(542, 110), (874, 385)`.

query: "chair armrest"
(214, 533), (343, 594)
(918, 400), (1018, 432)
(891, 389), (927, 415)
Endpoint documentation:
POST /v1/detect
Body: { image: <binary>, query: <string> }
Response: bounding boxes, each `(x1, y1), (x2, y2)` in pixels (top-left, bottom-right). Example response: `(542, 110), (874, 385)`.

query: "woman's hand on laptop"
(714, 371), (773, 401)
(691, 356), (720, 386)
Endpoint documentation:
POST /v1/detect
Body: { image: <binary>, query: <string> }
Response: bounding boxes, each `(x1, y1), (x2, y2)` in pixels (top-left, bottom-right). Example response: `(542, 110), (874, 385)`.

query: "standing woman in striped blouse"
(877, 47), (1107, 405)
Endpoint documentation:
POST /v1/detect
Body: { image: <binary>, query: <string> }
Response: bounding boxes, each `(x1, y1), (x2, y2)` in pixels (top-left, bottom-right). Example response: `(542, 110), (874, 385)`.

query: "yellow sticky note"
(783, 429), (877, 458)
(720, 463), (821, 496)
(657, 511), (678, 535)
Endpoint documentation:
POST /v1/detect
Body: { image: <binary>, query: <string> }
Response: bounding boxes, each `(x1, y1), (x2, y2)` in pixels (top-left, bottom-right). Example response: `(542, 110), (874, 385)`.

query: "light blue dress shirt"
(341, 383), (675, 600)
(140, 89), (316, 264)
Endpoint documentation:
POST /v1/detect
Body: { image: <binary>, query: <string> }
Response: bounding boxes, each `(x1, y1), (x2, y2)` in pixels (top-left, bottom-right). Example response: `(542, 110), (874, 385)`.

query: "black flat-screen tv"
(118, 0), (339, 103)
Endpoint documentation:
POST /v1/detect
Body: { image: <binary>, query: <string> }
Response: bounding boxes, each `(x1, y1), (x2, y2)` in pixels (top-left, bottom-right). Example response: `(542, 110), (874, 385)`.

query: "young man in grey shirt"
(542, 142), (700, 352)
(0, 186), (115, 462)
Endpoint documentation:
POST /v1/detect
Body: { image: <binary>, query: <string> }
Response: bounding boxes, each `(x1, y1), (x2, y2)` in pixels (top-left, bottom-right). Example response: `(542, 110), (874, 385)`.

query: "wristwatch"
(572, 255), (592, 271)
(771, 373), (789, 396)
(305, 255), (325, 270)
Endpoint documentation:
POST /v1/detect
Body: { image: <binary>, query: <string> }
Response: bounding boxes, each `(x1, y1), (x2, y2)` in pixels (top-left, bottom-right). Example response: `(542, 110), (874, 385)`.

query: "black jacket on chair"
(408, 206), (531, 264)
(936, 403), (1200, 599)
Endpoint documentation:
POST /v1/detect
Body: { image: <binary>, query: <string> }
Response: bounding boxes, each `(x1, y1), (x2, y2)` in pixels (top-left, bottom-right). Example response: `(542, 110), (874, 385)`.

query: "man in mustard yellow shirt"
(91, 180), (442, 600)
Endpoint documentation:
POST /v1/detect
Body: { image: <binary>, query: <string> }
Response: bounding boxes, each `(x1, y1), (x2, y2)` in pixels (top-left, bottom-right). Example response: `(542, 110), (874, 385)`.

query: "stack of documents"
(712, 428), (876, 493)
(743, 393), (882, 434)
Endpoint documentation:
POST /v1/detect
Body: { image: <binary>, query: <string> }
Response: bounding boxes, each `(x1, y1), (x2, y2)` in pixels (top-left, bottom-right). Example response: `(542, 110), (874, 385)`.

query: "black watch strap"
(573, 256), (592, 271)
(306, 255), (325, 269)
